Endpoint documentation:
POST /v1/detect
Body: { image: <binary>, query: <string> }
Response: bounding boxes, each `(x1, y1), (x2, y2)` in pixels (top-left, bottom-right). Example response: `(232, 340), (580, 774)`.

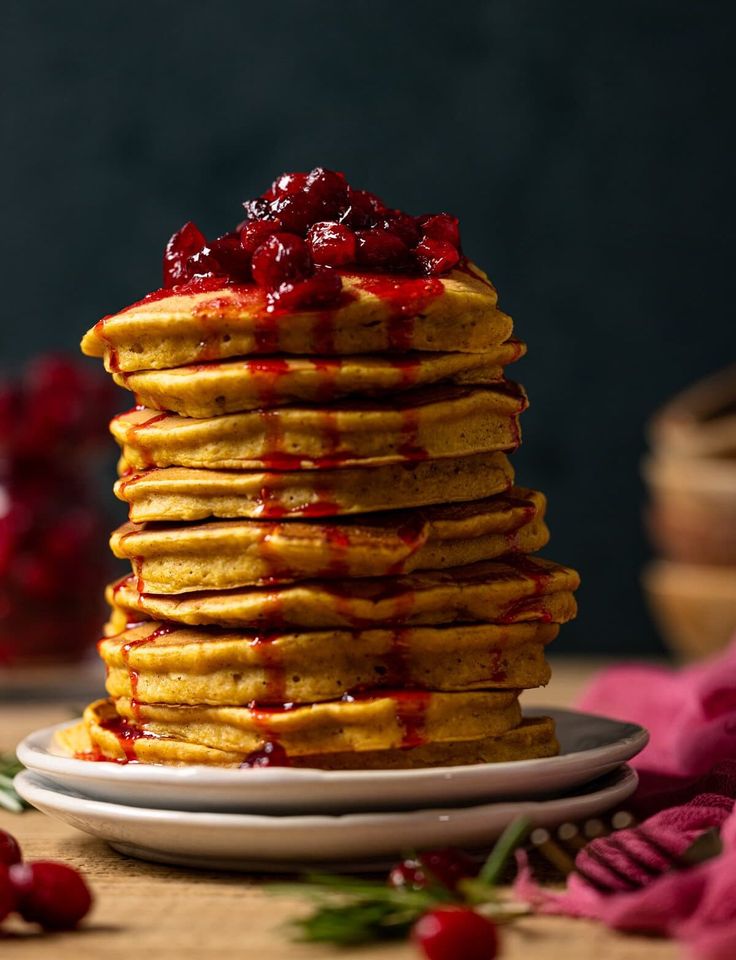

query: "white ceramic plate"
(17, 707), (647, 814)
(15, 765), (638, 871)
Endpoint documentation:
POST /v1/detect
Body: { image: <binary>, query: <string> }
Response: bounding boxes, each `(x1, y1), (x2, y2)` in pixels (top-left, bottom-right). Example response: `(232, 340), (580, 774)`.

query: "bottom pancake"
(100, 620), (557, 705)
(59, 700), (557, 769)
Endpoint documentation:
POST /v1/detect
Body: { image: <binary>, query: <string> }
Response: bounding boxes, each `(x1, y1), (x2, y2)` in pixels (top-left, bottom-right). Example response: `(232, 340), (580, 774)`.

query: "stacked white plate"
(15, 707), (647, 872)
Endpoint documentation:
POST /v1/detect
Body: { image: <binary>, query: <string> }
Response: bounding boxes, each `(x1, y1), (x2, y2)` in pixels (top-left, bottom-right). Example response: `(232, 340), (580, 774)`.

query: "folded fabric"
(514, 638), (736, 959)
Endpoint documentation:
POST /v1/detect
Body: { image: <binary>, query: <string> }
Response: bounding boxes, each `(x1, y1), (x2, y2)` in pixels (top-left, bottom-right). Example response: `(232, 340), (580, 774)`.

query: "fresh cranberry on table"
(0, 830), (21, 868)
(389, 848), (477, 892)
(412, 906), (499, 960)
(9, 861), (93, 930)
(0, 866), (15, 924)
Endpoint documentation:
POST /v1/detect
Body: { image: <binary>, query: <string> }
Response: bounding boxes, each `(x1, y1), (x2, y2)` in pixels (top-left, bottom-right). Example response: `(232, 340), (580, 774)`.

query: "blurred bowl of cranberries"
(0, 355), (117, 666)
(162, 167), (463, 312)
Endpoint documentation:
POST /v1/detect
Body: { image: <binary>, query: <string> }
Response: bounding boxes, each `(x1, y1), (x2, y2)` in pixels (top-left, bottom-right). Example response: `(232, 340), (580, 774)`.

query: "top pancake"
(81, 264), (512, 372)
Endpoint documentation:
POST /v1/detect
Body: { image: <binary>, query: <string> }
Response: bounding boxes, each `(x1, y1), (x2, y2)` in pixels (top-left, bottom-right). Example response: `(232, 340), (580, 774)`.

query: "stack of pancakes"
(63, 263), (579, 768)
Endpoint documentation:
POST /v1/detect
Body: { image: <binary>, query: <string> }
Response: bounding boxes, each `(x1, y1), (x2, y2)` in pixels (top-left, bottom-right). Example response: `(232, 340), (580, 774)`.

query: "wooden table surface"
(0, 659), (678, 959)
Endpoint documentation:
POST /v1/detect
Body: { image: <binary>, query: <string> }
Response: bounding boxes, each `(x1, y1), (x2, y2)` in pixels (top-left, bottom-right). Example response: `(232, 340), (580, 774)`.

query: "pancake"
(115, 451), (515, 523)
(100, 620), (557, 705)
(110, 489), (549, 593)
(81, 264), (512, 373)
(59, 701), (558, 768)
(106, 555), (580, 629)
(110, 688), (523, 757)
(113, 342), (527, 417)
(110, 383), (527, 471)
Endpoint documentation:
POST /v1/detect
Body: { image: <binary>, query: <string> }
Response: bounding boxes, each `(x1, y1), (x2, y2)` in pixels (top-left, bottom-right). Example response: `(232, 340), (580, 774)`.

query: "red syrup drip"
(498, 556), (555, 624)
(487, 648), (508, 683)
(380, 628), (412, 687)
(97, 715), (148, 762)
(93, 319), (121, 373)
(121, 624), (178, 714)
(397, 408), (429, 461)
(250, 632), (287, 703)
(257, 407), (353, 471)
(113, 409), (169, 468)
(392, 690), (432, 749)
(352, 274), (444, 350)
(324, 526), (351, 578)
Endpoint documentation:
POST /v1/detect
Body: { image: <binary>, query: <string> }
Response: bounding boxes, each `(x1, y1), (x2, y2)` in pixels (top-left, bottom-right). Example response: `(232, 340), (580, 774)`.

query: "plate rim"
(15, 764), (639, 829)
(16, 706), (648, 787)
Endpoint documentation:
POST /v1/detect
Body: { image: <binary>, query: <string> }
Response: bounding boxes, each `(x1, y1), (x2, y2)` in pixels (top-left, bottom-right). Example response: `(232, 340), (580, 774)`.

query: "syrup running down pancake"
(109, 489), (549, 593)
(112, 341), (526, 417)
(100, 619), (557, 705)
(61, 699), (558, 769)
(110, 383), (527, 471)
(105, 555), (580, 630)
(114, 451), (516, 523)
(81, 264), (511, 373)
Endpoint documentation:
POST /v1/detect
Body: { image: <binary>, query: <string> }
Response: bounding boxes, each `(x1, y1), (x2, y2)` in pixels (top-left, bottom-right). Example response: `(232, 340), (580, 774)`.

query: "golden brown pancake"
(110, 688), (523, 757)
(59, 701), (557, 768)
(110, 489), (549, 593)
(100, 620), (556, 705)
(115, 451), (515, 523)
(113, 342), (527, 417)
(81, 264), (512, 373)
(106, 555), (580, 630)
(110, 383), (527, 471)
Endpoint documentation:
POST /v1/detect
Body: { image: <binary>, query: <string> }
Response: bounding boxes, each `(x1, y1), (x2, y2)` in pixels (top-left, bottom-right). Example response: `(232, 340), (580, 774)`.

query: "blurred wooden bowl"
(643, 560), (736, 660)
(643, 455), (736, 565)
(648, 363), (736, 459)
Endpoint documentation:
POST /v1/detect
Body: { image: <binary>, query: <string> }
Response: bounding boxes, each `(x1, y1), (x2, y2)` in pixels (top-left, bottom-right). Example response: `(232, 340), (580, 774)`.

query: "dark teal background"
(1, 1), (733, 653)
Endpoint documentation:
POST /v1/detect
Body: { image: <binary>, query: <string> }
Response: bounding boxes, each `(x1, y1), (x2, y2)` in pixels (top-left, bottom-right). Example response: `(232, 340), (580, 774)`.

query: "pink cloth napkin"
(514, 640), (736, 959)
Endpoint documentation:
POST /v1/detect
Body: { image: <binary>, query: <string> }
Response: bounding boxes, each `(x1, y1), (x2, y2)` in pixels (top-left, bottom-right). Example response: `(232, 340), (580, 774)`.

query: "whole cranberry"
(355, 228), (410, 269)
(162, 221), (207, 287)
(377, 211), (421, 247)
(419, 213), (460, 248)
(414, 237), (460, 275)
(240, 219), (283, 255)
(9, 861), (93, 930)
(343, 187), (388, 227)
(307, 222), (356, 266)
(208, 232), (251, 282)
(268, 269), (342, 312)
(0, 829), (21, 867)
(389, 848), (476, 893)
(412, 907), (499, 960)
(252, 233), (314, 291)
(268, 171), (309, 200)
(303, 167), (349, 221)
(0, 866), (15, 924)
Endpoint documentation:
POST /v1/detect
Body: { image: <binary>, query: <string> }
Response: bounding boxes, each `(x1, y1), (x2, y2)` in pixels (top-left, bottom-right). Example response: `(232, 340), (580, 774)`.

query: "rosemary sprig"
(272, 816), (532, 945)
(0, 754), (28, 813)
